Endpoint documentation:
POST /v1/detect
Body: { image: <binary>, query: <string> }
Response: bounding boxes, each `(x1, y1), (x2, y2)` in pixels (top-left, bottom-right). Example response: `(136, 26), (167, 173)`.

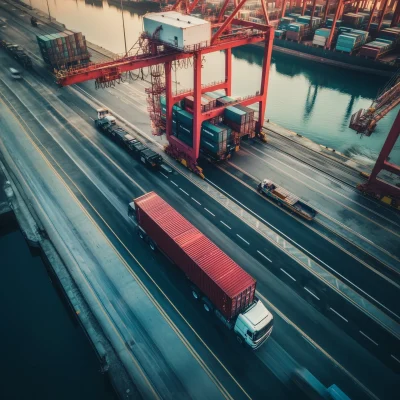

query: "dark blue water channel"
(0, 215), (116, 400)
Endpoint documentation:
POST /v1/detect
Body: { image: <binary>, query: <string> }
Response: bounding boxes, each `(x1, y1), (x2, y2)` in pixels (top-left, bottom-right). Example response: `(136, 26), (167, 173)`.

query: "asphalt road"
(0, 3), (399, 399)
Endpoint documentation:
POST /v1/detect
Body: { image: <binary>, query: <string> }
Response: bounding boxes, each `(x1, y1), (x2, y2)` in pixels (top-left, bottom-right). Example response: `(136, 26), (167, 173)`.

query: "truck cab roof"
(241, 299), (272, 331)
(141, 148), (159, 158)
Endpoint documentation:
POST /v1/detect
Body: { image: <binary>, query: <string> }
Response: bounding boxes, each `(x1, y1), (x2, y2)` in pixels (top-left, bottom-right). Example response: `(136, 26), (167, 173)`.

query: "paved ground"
(0, 3), (399, 400)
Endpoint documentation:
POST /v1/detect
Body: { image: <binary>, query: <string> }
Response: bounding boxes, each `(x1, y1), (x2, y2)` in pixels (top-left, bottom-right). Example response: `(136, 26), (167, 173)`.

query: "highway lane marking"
(236, 234), (250, 245)
(205, 175), (400, 326)
(220, 220), (232, 230)
(304, 287), (320, 301)
(204, 208), (216, 217)
(159, 172), (169, 179)
(257, 250), (272, 263)
(89, 117), (94, 121)
(359, 331), (379, 346)
(191, 197), (201, 206)
(0, 91), (239, 400)
(216, 162), (400, 289)
(280, 268), (295, 281)
(179, 188), (189, 196)
(330, 308), (348, 323)
(226, 159), (400, 270)
(257, 292), (379, 400)
(240, 145), (400, 233)
(0, 96), (161, 400)
(170, 180), (179, 187)
(391, 354), (400, 364)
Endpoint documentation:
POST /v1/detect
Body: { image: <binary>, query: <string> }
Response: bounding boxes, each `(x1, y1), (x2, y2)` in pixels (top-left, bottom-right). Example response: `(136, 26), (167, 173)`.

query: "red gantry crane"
(56, 0), (274, 177)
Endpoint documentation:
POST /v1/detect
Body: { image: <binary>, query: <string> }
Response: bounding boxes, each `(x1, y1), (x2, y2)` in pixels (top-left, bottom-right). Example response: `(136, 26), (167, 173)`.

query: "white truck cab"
(234, 298), (273, 349)
(96, 108), (116, 124)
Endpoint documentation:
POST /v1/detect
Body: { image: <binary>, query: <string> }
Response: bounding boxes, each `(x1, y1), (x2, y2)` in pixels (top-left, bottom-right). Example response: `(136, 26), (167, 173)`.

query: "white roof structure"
(144, 11), (209, 29)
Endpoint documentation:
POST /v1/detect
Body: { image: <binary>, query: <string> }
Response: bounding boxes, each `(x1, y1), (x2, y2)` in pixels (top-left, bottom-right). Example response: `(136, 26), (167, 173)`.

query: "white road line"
(302, 335), (316, 349)
(257, 250), (272, 262)
(89, 117), (94, 121)
(170, 180), (178, 187)
(205, 177), (400, 321)
(280, 268), (295, 280)
(236, 234), (250, 245)
(330, 308), (348, 323)
(204, 208), (215, 217)
(220, 221), (231, 230)
(159, 172), (168, 179)
(191, 197), (201, 206)
(179, 188), (189, 196)
(359, 331), (379, 346)
(391, 354), (400, 364)
(304, 287), (320, 300)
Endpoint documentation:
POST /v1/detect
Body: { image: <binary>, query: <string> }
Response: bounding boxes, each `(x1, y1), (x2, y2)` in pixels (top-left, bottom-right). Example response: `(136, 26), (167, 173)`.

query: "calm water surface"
(0, 217), (116, 400)
(28, 0), (400, 164)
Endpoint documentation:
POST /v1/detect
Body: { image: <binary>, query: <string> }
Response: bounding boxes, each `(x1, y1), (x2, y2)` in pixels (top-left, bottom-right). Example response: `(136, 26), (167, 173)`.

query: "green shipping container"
(200, 137), (227, 154)
(224, 106), (247, 125)
(176, 110), (194, 127)
(201, 121), (227, 143)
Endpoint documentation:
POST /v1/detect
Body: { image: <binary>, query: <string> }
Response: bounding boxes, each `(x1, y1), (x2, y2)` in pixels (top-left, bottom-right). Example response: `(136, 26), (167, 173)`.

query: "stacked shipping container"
(36, 30), (90, 68)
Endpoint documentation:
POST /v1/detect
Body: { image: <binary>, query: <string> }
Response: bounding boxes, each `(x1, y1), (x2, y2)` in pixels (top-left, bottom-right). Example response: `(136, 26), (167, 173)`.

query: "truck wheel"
(192, 290), (200, 300)
(148, 240), (156, 252)
(138, 230), (145, 240)
(203, 302), (211, 312)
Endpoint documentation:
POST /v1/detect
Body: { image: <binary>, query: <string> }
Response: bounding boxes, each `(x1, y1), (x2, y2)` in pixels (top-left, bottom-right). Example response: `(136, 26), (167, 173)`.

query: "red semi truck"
(128, 192), (273, 349)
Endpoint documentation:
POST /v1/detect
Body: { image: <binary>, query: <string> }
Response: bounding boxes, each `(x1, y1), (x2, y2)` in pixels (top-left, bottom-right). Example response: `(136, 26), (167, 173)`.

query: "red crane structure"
(56, 1), (274, 177)
(356, 110), (400, 209)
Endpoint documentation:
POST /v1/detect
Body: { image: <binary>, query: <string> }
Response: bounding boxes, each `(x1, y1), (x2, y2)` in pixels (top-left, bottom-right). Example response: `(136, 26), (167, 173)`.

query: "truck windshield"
(254, 319), (273, 341)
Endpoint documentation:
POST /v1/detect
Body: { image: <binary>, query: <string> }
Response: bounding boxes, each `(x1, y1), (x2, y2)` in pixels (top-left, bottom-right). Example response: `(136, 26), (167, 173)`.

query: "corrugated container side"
(134, 192), (256, 319)
(224, 106), (247, 125)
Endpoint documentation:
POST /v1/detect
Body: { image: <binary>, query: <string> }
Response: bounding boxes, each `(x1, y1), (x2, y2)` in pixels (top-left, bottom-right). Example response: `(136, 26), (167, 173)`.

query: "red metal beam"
(281, 0), (288, 18)
(225, 47), (232, 96)
(301, 0), (307, 15)
(193, 52), (202, 159)
(358, 110), (400, 201)
(172, 81), (229, 103)
(256, 27), (274, 133)
(260, 0), (270, 25)
(189, 0), (202, 12)
(218, 0), (232, 23)
(309, 0), (317, 28)
(377, 0), (390, 31)
(366, 0), (379, 31)
(211, 0), (249, 44)
(325, 0), (343, 49)
(323, 0), (330, 22)
(392, 0), (400, 27)
(165, 61), (173, 140)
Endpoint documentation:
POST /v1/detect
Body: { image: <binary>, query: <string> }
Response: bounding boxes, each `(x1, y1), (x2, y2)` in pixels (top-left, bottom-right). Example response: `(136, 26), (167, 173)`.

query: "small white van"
(9, 68), (21, 80)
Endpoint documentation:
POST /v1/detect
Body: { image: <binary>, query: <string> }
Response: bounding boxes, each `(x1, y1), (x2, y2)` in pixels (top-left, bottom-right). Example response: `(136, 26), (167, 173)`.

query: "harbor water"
(0, 215), (116, 400)
(26, 0), (400, 164)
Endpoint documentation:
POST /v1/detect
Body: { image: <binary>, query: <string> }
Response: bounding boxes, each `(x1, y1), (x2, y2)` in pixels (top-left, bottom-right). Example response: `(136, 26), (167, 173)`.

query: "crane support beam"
(358, 111), (400, 204)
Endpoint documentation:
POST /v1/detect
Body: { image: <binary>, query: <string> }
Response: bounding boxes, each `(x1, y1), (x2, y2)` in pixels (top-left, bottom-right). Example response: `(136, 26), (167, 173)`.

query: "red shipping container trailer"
(133, 192), (256, 319)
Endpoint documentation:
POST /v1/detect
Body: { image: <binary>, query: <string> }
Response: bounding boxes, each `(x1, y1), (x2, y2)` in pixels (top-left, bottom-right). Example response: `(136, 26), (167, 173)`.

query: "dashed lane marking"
(391, 354), (400, 364)
(191, 197), (201, 206)
(257, 250), (272, 263)
(204, 208), (215, 217)
(236, 234), (250, 245)
(330, 308), (348, 323)
(170, 180), (178, 187)
(160, 172), (168, 179)
(220, 221), (231, 230)
(304, 287), (320, 301)
(179, 188), (189, 196)
(280, 268), (295, 281)
(359, 331), (379, 346)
